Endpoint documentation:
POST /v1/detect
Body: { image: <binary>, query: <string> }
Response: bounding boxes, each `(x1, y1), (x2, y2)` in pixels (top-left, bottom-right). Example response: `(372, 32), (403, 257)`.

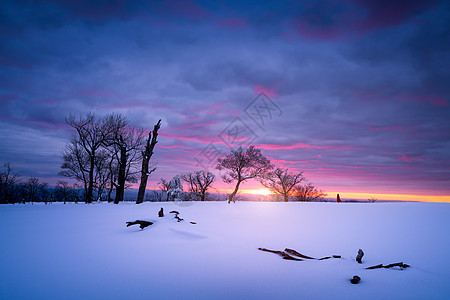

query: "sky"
(0, 0), (449, 202)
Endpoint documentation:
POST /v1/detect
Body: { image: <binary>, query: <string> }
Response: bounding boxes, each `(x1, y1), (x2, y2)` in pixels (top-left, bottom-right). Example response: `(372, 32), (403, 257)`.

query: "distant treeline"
(1, 160), (328, 204)
(2, 113), (328, 205)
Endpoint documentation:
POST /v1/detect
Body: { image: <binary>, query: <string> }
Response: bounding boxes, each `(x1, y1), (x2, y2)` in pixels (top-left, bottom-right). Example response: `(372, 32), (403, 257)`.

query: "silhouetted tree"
(103, 114), (145, 204)
(294, 182), (327, 202)
(217, 146), (273, 203)
(181, 170), (215, 201)
(54, 181), (78, 204)
(136, 119), (161, 204)
(260, 168), (305, 202)
(0, 163), (20, 204)
(158, 178), (171, 201)
(61, 113), (111, 203)
(19, 177), (49, 204)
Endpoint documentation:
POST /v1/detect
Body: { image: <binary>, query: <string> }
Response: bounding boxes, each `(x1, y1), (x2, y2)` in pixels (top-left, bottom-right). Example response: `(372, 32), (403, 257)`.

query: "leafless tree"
(136, 119), (161, 204)
(55, 181), (70, 204)
(260, 168), (305, 202)
(0, 163), (20, 204)
(217, 146), (273, 204)
(294, 182), (327, 202)
(158, 178), (171, 201)
(181, 170), (215, 201)
(19, 177), (49, 204)
(103, 114), (145, 204)
(60, 137), (89, 199)
(54, 181), (79, 203)
(61, 113), (111, 203)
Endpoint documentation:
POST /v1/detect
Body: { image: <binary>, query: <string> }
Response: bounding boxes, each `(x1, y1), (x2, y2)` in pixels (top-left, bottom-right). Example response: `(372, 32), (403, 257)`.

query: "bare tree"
(136, 119), (161, 204)
(217, 146), (273, 204)
(181, 170), (215, 201)
(20, 177), (48, 204)
(104, 114), (145, 204)
(158, 178), (171, 201)
(294, 182), (327, 202)
(62, 113), (110, 203)
(0, 163), (20, 204)
(60, 137), (90, 200)
(55, 181), (70, 204)
(260, 168), (305, 202)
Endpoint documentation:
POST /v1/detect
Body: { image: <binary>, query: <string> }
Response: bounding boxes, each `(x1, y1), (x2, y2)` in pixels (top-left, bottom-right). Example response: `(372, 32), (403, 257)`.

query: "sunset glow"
(246, 189), (273, 196)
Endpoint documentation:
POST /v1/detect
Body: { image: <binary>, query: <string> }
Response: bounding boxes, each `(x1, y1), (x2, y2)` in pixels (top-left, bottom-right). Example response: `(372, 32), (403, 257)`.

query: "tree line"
(1, 112), (326, 204)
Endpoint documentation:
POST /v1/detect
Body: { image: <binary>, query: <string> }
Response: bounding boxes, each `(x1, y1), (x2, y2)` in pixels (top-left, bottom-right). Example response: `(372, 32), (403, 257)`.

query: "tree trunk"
(228, 181), (241, 204)
(114, 144), (127, 204)
(284, 195), (288, 202)
(107, 184), (114, 202)
(87, 155), (95, 203)
(136, 120), (161, 204)
(201, 192), (205, 201)
(136, 157), (149, 204)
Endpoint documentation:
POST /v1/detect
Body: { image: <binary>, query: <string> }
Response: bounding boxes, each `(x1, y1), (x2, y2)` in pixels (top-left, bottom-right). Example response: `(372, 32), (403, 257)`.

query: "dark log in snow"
(190, 221), (197, 224)
(350, 275), (361, 284)
(356, 249), (364, 264)
(169, 210), (180, 214)
(284, 248), (341, 260)
(158, 207), (164, 217)
(126, 220), (153, 229)
(366, 262), (410, 270)
(258, 248), (302, 261)
(284, 248), (315, 259)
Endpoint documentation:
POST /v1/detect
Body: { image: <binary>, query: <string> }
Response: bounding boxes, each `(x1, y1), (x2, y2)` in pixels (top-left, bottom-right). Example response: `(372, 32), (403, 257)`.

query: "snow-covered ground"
(0, 201), (449, 300)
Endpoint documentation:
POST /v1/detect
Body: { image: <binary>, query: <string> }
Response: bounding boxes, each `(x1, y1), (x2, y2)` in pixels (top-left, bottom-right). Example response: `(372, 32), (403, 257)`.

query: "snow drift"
(0, 201), (449, 299)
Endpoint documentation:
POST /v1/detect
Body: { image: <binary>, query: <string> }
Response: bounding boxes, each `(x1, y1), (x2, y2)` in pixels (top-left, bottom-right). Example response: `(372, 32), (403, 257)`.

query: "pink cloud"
(254, 84), (277, 98)
(163, 133), (221, 144)
(260, 142), (360, 151)
(398, 154), (424, 162)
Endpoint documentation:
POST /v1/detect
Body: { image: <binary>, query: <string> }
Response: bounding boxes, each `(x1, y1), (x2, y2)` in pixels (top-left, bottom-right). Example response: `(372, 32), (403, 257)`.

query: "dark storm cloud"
(0, 0), (449, 197)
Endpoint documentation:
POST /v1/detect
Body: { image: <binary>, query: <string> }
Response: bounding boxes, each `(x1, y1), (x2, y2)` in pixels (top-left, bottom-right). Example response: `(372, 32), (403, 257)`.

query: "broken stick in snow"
(258, 248), (302, 261)
(259, 248), (341, 261)
(366, 262), (410, 270)
(284, 248), (341, 260)
(126, 220), (153, 229)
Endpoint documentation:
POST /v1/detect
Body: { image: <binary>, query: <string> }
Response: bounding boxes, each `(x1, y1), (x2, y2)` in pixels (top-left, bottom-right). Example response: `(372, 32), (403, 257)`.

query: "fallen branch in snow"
(285, 248), (341, 260)
(169, 210), (185, 222)
(366, 262), (410, 270)
(258, 248), (341, 261)
(126, 220), (153, 229)
(258, 248), (302, 261)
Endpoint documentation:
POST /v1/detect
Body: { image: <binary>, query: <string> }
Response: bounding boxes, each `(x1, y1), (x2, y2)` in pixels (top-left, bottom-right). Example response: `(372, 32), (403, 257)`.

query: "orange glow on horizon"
(246, 189), (273, 196)
(326, 192), (450, 203)
(212, 189), (449, 203)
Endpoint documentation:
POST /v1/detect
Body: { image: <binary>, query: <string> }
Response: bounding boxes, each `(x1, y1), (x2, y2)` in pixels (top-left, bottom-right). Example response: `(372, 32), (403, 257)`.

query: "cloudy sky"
(1, 0), (449, 201)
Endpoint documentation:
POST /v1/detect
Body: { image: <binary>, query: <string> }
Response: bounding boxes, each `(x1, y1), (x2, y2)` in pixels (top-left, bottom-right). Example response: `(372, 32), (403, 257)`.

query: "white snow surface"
(0, 201), (449, 300)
